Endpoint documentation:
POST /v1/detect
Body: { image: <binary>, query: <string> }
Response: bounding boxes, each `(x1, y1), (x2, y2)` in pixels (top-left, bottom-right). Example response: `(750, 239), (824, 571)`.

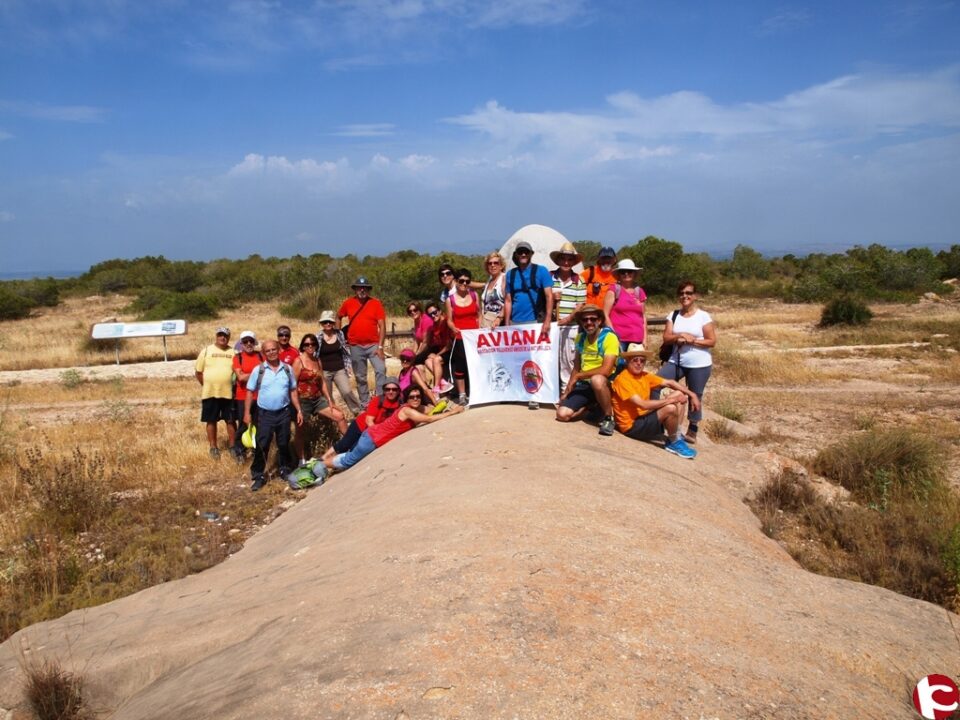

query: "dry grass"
(0, 296), (415, 371)
(712, 346), (823, 385)
(21, 653), (89, 720)
(0, 398), (322, 640)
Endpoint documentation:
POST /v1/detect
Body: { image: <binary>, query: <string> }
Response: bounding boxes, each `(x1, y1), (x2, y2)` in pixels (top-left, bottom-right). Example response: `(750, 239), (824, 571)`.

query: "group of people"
(194, 240), (717, 489)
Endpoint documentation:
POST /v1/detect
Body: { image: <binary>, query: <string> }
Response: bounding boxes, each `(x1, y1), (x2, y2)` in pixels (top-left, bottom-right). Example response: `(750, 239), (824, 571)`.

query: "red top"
(430, 320), (451, 351)
(337, 296), (385, 346)
(357, 395), (401, 431)
(232, 351), (263, 400)
(450, 292), (480, 336)
(279, 346), (300, 366)
(367, 410), (416, 447)
(296, 364), (323, 399)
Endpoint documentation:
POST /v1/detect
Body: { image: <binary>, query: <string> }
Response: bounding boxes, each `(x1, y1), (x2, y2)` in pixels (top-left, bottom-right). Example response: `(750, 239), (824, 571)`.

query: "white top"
(666, 308), (713, 368)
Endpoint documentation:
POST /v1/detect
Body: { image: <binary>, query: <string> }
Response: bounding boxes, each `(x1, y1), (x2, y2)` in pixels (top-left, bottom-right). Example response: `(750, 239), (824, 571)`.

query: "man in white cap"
(611, 344), (699, 459)
(337, 276), (386, 404)
(549, 241), (587, 393)
(195, 327), (237, 459)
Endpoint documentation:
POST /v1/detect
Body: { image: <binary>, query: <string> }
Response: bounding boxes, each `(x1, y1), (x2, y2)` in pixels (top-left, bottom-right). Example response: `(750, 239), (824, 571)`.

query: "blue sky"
(1, 0), (959, 273)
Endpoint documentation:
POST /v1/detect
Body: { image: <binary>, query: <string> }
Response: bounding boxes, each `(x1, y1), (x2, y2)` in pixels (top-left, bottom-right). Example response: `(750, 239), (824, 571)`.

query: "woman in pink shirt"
(603, 258), (648, 352)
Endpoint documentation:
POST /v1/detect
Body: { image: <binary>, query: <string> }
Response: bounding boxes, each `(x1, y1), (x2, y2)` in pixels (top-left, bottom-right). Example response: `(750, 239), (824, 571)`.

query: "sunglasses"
(241, 339), (256, 344)
(301, 341), (316, 347)
(407, 308), (418, 314)
(277, 334), (291, 338)
(486, 260), (501, 266)
(439, 270), (453, 277)
(557, 255), (577, 263)
(679, 291), (695, 296)
(428, 310), (440, 317)
(457, 278), (470, 285)
(581, 316), (600, 323)
(384, 387), (400, 393)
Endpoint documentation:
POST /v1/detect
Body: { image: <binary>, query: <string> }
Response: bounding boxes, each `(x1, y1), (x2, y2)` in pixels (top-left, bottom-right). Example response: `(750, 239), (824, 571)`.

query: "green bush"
(0, 286), (33, 320)
(59, 369), (83, 389)
(819, 296), (873, 327)
(128, 289), (220, 320)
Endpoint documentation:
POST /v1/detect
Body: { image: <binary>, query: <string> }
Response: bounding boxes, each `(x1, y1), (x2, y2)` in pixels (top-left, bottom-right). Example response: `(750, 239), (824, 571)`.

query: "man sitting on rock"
(555, 304), (619, 436)
(611, 344), (699, 459)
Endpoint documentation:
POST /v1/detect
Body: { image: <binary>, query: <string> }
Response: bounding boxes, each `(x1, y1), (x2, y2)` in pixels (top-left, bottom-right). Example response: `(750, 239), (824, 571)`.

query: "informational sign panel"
(90, 320), (188, 363)
(90, 320), (187, 340)
(461, 323), (559, 406)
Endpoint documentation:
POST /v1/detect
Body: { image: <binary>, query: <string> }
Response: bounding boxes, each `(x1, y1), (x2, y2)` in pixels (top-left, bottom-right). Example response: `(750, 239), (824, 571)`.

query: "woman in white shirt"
(658, 280), (716, 445)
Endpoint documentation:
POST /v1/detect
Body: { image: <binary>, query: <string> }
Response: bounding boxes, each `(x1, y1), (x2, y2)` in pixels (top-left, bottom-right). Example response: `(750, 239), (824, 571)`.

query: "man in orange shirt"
(337, 276), (387, 404)
(611, 344), (699, 459)
(580, 246), (618, 307)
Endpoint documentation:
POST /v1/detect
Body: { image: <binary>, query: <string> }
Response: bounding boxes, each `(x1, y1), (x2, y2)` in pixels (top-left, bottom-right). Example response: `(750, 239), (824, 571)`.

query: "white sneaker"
(438, 379), (454, 394)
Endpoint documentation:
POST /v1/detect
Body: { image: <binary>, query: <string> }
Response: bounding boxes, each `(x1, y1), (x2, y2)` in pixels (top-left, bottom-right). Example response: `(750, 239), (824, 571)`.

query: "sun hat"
(382, 376), (401, 390)
(318, 310), (337, 324)
(598, 246), (616, 259)
(239, 330), (256, 341)
(241, 424), (257, 449)
(352, 276), (373, 288)
(549, 241), (584, 266)
(215, 327), (230, 336)
(620, 342), (652, 360)
(399, 348), (415, 360)
(615, 259), (642, 273)
(573, 303), (607, 325)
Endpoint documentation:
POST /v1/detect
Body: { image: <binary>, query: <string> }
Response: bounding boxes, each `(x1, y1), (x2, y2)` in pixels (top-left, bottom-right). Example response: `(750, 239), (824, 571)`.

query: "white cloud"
(0, 99), (108, 123)
(399, 153), (435, 171)
(334, 123), (396, 137)
(758, 8), (813, 36)
(227, 153), (347, 179)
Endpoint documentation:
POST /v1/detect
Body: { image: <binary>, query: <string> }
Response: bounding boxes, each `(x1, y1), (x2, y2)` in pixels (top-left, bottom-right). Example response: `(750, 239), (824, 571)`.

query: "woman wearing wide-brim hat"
(603, 258), (648, 352)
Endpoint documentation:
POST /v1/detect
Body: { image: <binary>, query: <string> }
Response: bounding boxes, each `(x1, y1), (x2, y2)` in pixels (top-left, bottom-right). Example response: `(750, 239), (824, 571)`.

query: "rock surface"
(1, 406), (957, 719)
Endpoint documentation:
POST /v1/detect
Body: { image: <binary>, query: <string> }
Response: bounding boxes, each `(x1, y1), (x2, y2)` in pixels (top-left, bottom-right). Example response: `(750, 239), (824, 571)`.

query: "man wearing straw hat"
(549, 240), (587, 394)
(337, 276), (387, 405)
(555, 303), (619, 436)
(611, 343), (699, 459)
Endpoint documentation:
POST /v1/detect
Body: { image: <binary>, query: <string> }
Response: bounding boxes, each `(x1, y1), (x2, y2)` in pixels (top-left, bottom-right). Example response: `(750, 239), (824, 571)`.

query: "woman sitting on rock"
(323, 386), (464, 472)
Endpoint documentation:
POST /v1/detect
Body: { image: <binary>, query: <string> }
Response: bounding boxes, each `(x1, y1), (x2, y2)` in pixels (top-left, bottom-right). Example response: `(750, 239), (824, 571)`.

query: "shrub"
(819, 296), (873, 327)
(0, 286), (33, 320)
(812, 428), (943, 506)
(128, 289), (220, 321)
(59, 369), (84, 389)
(711, 393), (744, 422)
(22, 654), (88, 720)
(18, 447), (112, 534)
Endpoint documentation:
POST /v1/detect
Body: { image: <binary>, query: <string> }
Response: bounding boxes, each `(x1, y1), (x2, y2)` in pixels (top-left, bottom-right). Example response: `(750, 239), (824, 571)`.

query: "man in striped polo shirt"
(549, 241), (587, 394)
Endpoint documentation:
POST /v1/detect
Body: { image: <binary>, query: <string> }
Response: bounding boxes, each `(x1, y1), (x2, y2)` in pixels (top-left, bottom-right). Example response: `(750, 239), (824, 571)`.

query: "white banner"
(461, 323), (559, 405)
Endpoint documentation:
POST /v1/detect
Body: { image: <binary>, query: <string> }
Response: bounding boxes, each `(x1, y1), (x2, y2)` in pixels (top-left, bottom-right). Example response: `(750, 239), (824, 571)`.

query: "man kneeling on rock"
(611, 344), (699, 459)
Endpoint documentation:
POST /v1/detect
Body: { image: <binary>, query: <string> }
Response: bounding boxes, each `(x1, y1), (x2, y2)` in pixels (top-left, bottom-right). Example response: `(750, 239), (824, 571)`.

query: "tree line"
(1, 239), (958, 321)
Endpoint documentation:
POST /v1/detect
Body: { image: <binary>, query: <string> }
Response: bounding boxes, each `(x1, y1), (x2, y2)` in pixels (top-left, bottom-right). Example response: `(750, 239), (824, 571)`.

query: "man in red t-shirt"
(276, 325), (300, 366)
(232, 330), (263, 461)
(336, 276), (386, 404)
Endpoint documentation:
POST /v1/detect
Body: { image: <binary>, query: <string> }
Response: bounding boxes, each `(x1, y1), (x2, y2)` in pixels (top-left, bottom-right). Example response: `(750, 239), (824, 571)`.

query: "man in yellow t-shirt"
(611, 344), (699, 459)
(556, 304), (620, 436)
(195, 327), (237, 459)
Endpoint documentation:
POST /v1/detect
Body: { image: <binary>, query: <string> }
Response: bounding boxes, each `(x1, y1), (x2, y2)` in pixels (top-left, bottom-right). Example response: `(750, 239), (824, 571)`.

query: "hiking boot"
(598, 416), (616, 436)
(250, 476), (267, 492)
(665, 438), (697, 459)
(209, 447), (221, 460)
(683, 428), (698, 445)
(528, 401), (539, 411)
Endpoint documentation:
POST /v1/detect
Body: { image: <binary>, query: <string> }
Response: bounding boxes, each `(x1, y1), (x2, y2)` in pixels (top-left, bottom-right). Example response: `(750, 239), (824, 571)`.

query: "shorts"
(624, 411), (664, 440)
(559, 383), (597, 412)
(301, 395), (330, 417)
(201, 397), (235, 423)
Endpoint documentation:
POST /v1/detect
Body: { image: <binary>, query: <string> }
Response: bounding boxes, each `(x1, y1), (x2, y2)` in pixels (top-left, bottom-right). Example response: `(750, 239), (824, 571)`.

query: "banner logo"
(913, 675), (960, 720)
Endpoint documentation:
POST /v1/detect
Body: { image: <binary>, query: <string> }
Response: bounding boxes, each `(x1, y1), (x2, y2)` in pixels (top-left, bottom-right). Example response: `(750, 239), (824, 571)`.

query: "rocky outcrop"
(1, 406), (956, 719)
